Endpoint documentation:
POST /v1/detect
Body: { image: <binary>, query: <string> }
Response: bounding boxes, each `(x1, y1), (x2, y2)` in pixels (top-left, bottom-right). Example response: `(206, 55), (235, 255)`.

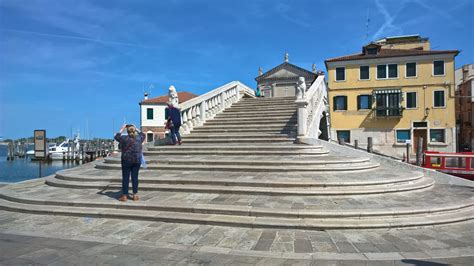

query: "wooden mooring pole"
(416, 137), (423, 166)
(367, 137), (373, 153)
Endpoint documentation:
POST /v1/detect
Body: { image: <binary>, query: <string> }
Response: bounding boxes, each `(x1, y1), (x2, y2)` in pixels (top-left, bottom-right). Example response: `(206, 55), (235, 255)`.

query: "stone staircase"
(0, 96), (473, 230)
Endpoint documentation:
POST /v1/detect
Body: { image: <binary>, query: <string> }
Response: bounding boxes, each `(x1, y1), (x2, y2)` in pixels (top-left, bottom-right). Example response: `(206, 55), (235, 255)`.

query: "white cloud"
(371, 0), (404, 41)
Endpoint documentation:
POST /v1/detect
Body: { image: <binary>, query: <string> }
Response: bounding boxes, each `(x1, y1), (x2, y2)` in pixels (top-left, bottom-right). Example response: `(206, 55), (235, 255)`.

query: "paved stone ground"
(0, 210), (473, 265)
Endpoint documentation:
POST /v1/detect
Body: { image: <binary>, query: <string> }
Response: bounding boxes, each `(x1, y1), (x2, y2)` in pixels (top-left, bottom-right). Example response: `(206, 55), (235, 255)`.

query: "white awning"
(373, 89), (401, 95)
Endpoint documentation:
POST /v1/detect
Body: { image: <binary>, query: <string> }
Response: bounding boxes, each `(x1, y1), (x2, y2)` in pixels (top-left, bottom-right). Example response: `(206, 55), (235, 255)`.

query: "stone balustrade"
(178, 81), (255, 134)
(295, 75), (329, 140)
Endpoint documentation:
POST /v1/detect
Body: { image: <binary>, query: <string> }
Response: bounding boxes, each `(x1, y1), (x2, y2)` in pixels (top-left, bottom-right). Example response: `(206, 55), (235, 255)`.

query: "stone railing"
(178, 81), (255, 134)
(295, 75), (328, 140)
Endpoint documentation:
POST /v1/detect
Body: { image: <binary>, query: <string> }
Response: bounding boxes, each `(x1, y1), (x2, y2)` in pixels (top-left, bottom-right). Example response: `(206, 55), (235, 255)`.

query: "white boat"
(27, 135), (81, 160)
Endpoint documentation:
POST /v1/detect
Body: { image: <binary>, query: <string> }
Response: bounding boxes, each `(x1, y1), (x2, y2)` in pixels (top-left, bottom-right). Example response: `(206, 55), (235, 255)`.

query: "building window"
(357, 95), (372, 110)
(396, 130), (411, 143)
(377, 65), (386, 79)
(433, 60), (445, 76)
(333, 96), (347, 111)
(377, 64), (398, 79)
(359, 66), (369, 80)
(367, 48), (378, 55)
(374, 91), (402, 117)
(433, 90), (445, 107)
(388, 64), (398, 78)
(430, 129), (445, 142)
(147, 108), (154, 120)
(146, 133), (154, 142)
(336, 67), (345, 81)
(413, 121), (428, 128)
(406, 62), (417, 77)
(406, 92), (417, 109)
(336, 130), (350, 143)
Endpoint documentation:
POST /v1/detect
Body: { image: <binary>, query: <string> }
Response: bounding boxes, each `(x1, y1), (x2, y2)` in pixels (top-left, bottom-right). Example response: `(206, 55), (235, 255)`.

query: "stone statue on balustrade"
(168, 85), (179, 107)
(296, 77), (306, 100)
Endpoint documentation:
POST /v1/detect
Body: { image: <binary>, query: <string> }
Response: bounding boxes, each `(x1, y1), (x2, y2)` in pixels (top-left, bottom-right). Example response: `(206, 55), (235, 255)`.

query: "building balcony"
(374, 107), (404, 117)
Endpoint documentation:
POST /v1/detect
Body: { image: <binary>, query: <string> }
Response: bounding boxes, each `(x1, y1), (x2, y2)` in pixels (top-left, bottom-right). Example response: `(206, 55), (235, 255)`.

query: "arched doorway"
(146, 131), (154, 143)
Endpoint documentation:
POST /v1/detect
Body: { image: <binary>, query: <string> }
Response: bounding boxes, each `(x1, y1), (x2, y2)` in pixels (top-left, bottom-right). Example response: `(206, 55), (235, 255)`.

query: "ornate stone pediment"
(256, 62), (316, 83)
(266, 68), (301, 79)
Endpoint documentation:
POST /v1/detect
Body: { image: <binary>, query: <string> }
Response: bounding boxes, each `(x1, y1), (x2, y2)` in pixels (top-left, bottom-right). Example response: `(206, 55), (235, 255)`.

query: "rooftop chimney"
(144, 92), (148, 100)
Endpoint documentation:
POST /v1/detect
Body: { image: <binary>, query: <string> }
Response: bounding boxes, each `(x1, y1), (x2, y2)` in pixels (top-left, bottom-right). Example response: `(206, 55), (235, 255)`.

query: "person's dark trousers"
(170, 125), (182, 144)
(121, 161), (141, 195)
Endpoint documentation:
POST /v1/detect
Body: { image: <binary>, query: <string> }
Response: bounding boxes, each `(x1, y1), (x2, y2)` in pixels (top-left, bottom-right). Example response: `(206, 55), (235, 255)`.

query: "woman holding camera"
(114, 124), (145, 201)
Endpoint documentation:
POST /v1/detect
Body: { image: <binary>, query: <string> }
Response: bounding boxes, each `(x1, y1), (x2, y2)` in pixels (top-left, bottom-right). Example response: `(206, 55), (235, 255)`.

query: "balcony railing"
(374, 106), (404, 117)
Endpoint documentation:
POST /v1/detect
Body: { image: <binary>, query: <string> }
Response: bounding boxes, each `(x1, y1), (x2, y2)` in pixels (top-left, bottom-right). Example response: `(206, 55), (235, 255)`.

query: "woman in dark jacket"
(114, 124), (145, 201)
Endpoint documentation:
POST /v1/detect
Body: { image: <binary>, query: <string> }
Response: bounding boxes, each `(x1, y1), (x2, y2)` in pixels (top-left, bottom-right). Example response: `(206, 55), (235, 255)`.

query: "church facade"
(256, 54), (320, 98)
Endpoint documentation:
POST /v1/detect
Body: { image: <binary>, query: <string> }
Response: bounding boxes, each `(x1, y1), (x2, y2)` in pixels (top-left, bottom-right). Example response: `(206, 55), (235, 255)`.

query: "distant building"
(139, 91), (197, 143)
(455, 64), (474, 151)
(325, 35), (459, 158)
(255, 53), (320, 98)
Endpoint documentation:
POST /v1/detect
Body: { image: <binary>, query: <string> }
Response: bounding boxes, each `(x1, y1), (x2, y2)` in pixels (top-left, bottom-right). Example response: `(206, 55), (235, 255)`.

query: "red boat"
(423, 151), (474, 180)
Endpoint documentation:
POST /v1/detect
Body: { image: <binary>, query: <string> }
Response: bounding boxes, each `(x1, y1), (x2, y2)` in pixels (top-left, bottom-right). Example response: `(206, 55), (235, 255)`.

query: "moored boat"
(423, 151), (474, 180)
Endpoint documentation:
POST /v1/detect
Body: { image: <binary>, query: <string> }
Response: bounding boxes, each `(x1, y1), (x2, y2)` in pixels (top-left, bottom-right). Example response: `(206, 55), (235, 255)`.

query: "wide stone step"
(190, 128), (296, 134)
(143, 149), (324, 156)
(239, 96), (296, 102)
(1, 184), (471, 229)
(211, 115), (296, 121)
(181, 138), (295, 144)
(203, 119), (296, 125)
(96, 160), (380, 172)
(104, 156), (372, 166)
(195, 124), (296, 129)
(55, 170), (424, 188)
(233, 98), (296, 103)
(214, 112), (296, 119)
(223, 107), (296, 112)
(220, 109), (296, 115)
(230, 103), (297, 109)
(183, 134), (293, 139)
(147, 144), (322, 151)
(45, 176), (434, 195)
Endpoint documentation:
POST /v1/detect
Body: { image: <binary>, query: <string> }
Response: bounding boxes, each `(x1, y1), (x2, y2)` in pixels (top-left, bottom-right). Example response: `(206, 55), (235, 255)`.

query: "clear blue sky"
(0, 0), (472, 139)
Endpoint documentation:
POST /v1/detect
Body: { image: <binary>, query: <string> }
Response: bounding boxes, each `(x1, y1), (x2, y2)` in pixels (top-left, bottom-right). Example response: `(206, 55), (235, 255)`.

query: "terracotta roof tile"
(325, 49), (459, 63)
(140, 91), (198, 105)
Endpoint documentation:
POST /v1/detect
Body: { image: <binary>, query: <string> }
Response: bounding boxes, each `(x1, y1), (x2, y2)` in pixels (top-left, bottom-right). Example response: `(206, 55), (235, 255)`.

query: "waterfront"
(0, 145), (79, 183)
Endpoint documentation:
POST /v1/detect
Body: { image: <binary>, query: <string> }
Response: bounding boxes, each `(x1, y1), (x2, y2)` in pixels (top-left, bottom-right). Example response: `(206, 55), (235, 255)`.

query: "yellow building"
(325, 35), (459, 158)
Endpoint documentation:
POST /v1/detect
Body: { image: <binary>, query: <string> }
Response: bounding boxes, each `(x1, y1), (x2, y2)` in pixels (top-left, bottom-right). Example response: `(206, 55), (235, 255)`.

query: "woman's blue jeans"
(170, 125), (181, 144)
(121, 161), (140, 195)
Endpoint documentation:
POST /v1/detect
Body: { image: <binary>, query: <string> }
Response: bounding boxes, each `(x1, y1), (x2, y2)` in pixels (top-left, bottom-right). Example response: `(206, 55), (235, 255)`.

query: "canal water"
(0, 144), (80, 183)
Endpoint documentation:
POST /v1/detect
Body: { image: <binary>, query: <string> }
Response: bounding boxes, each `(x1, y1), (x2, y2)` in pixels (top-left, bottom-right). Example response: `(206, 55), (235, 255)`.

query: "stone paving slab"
(0, 211), (473, 264)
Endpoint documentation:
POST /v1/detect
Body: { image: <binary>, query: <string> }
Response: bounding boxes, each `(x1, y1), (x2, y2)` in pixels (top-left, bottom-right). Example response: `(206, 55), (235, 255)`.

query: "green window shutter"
(147, 108), (154, 120)
(333, 96), (337, 111)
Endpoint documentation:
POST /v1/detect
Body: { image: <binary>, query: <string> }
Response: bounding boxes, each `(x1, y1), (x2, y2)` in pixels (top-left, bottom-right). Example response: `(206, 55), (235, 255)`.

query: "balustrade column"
(193, 107), (198, 125)
(220, 92), (225, 110)
(296, 100), (308, 137)
(201, 101), (207, 123)
(186, 109), (193, 130)
(181, 110), (188, 133)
